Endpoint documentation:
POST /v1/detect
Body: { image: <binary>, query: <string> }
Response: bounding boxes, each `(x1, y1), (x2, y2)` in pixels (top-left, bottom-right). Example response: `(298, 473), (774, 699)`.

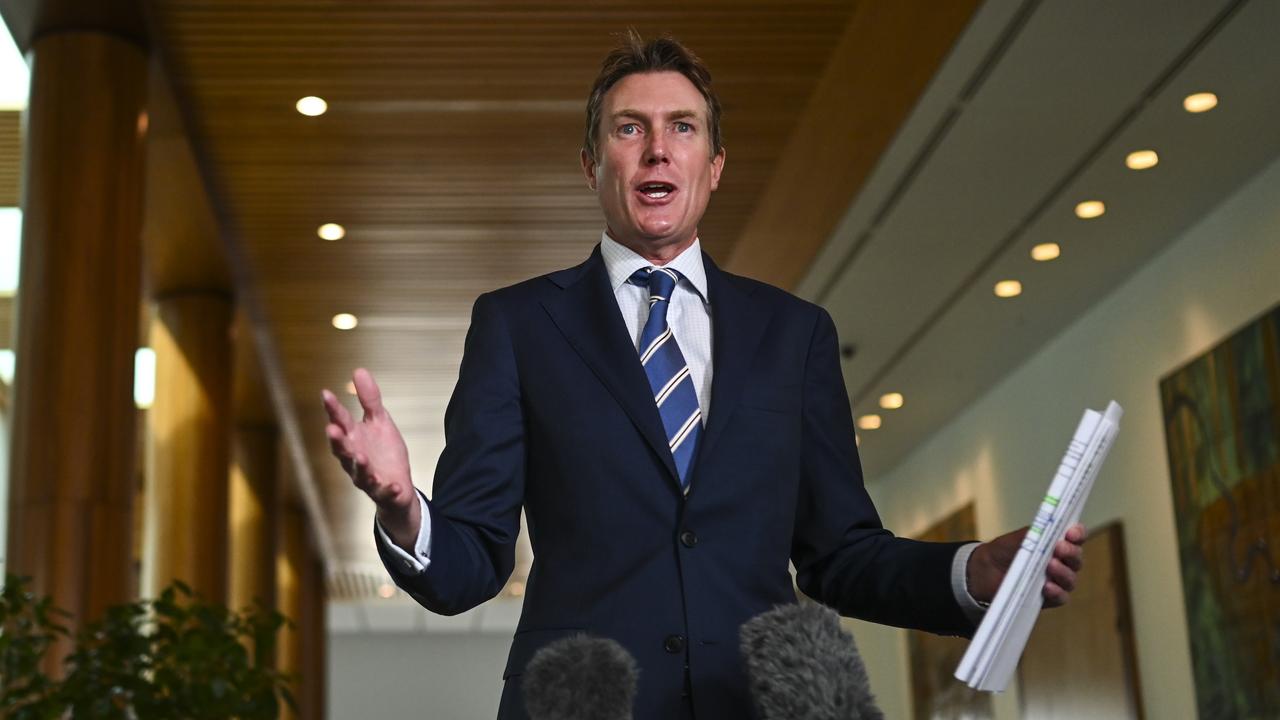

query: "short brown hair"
(583, 30), (724, 163)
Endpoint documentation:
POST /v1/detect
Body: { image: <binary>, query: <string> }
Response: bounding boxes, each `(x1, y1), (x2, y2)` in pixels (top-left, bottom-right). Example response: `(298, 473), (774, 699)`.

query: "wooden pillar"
(277, 503), (306, 720)
(4, 30), (147, 654)
(300, 542), (328, 720)
(229, 422), (279, 612)
(141, 291), (234, 600)
(138, 57), (236, 603)
(278, 500), (328, 720)
(229, 308), (280, 614)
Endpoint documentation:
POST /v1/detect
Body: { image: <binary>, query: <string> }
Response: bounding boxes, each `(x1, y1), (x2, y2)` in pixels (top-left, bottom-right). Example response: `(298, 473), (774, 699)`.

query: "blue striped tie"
(630, 267), (702, 491)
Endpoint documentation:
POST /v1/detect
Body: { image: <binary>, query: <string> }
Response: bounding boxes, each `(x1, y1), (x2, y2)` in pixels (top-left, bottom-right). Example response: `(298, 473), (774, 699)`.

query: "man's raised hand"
(322, 368), (420, 549)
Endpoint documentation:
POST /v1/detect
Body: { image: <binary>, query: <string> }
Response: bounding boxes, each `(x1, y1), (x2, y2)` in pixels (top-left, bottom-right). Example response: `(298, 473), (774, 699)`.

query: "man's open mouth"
(637, 181), (676, 199)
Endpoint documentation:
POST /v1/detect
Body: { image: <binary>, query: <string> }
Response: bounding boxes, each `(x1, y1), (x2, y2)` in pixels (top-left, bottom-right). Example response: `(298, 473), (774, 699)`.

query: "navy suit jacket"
(378, 246), (974, 719)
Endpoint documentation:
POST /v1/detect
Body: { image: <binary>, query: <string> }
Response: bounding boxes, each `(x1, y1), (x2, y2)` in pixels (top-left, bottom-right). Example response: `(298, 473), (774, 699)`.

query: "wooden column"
(278, 501), (328, 720)
(4, 30), (147, 651)
(141, 291), (234, 600)
(228, 309), (280, 614)
(277, 503), (306, 720)
(300, 542), (328, 720)
(138, 58), (236, 603)
(229, 422), (279, 612)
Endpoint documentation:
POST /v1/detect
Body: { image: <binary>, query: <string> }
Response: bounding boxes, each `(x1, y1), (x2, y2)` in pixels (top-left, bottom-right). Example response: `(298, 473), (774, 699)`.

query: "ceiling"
(6, 0), (1273, 633)
(801, 0), (1280, 478)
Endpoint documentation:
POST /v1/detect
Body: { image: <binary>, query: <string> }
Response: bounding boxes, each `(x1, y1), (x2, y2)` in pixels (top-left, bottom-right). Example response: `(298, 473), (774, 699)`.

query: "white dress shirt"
(377, 234), (983, 619)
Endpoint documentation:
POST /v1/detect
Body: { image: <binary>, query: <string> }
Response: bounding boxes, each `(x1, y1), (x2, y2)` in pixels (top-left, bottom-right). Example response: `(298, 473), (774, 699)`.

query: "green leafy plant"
(1, 575), (295, 719)
(1, 577), (68, 719)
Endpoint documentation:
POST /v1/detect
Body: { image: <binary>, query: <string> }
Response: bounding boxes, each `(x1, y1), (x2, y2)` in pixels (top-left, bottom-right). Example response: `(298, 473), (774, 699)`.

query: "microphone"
(739, 602), (884, 720)
(521, 634), (639, 720)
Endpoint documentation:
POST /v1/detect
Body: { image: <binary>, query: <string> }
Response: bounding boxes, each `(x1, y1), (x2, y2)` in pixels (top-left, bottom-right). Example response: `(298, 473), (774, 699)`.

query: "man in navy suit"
(323, 33), (1084, 719)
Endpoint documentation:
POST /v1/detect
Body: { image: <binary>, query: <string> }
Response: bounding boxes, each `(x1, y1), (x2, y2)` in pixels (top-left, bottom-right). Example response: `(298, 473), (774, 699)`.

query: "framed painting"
(1160, 302), (1280, 717)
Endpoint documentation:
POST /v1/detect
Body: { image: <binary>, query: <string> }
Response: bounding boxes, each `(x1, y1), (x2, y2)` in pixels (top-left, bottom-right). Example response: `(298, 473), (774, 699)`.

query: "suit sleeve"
(375, 292), (525, 615)
(791, 307), (976, 637)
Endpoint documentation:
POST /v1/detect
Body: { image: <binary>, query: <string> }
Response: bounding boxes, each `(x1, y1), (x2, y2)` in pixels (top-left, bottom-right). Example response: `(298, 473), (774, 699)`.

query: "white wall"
(328, 632), (511, 720)
(854, 153), (1280, 718)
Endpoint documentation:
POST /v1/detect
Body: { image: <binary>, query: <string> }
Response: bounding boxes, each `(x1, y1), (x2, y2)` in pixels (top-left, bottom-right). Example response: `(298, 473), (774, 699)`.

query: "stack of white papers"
(955, 401), (1124, 692)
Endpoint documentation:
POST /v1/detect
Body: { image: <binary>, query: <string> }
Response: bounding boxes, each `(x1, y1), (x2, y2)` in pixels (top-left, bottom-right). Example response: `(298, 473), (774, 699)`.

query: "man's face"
(582, 71), (726, 257)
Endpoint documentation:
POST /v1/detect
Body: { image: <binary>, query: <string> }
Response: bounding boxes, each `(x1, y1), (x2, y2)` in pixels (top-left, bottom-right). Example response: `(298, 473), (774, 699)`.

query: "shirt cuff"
(374, 490), (433, 576)
(951, 541), (988, 625)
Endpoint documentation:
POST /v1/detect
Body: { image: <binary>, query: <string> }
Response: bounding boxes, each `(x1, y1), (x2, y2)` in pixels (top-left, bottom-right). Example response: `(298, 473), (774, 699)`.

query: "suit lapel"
(540, 246), (682, 488)
(696, 253), (772, 474)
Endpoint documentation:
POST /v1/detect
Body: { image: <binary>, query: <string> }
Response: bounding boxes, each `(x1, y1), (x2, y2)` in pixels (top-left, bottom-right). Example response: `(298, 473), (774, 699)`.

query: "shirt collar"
(600, 232), (710, 304)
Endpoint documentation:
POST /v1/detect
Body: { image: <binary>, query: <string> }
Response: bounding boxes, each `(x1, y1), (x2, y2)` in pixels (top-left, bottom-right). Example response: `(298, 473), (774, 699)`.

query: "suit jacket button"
(664, 634), (686, 653)
(680, 530), (698, 548)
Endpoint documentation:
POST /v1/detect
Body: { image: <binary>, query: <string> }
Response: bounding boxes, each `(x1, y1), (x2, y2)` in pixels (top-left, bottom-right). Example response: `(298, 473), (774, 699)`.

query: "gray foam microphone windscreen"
(739, 602), (884, 720)
(521, 634), (638, 720)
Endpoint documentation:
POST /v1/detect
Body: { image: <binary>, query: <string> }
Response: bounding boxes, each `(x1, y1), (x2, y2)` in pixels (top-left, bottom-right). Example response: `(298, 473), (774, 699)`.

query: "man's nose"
(644, 135), (669, 165)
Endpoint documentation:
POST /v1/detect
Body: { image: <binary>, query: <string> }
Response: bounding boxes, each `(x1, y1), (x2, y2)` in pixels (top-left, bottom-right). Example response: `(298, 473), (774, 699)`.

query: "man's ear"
(581, 148), (598, 191)
(709, 146), (726, 192)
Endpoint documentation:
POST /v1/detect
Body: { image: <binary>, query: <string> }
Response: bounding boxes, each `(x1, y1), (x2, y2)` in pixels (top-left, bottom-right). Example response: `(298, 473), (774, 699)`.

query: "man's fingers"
(1046, 557), (1077, 594)
(1042, 527), (1083, 611)
(1064, 523), (1088, 544)
(1043, 581), (1070, 608)
(353, 368), (386, 420)
(326, 423), (354, 459)
(352, 453), (372, 489)
(1055, 539), (1084, 572)
(322, 389), (357, 433)
(1054, 527), (1085, 573)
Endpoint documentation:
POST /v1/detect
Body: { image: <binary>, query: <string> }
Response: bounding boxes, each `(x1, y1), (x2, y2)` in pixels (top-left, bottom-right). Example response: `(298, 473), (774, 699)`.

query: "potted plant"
(1, 575), (294, 719)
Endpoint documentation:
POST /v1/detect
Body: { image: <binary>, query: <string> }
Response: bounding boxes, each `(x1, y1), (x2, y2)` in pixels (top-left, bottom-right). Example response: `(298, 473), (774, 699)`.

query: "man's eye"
(619, 124), (639, 135)
(675, 122), (693, 133)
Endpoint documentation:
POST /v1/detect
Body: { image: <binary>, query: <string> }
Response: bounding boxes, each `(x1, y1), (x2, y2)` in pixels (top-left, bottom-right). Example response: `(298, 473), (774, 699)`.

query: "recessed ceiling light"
(1031, 243), (1061, 262)
(856, 414), (881, 430)
(879, 393), (904, 410)
(377, 583), (396, 599)
(994, 280), (1023, 298)
(332, 313), (358, 330)
(1183, 92), (1217, 113)
(509, 581), (526, 597)
(345, 380), (357, 395)
(1125, 149), (1159, 170)
(317, 223), (345, 241)
(1074, 200), (1106, 219)
(296, 95), (328, 116)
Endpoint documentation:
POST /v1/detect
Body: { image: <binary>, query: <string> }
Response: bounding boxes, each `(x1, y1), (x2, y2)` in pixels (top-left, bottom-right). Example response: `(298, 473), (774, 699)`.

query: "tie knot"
(630, 266), (680, 299)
